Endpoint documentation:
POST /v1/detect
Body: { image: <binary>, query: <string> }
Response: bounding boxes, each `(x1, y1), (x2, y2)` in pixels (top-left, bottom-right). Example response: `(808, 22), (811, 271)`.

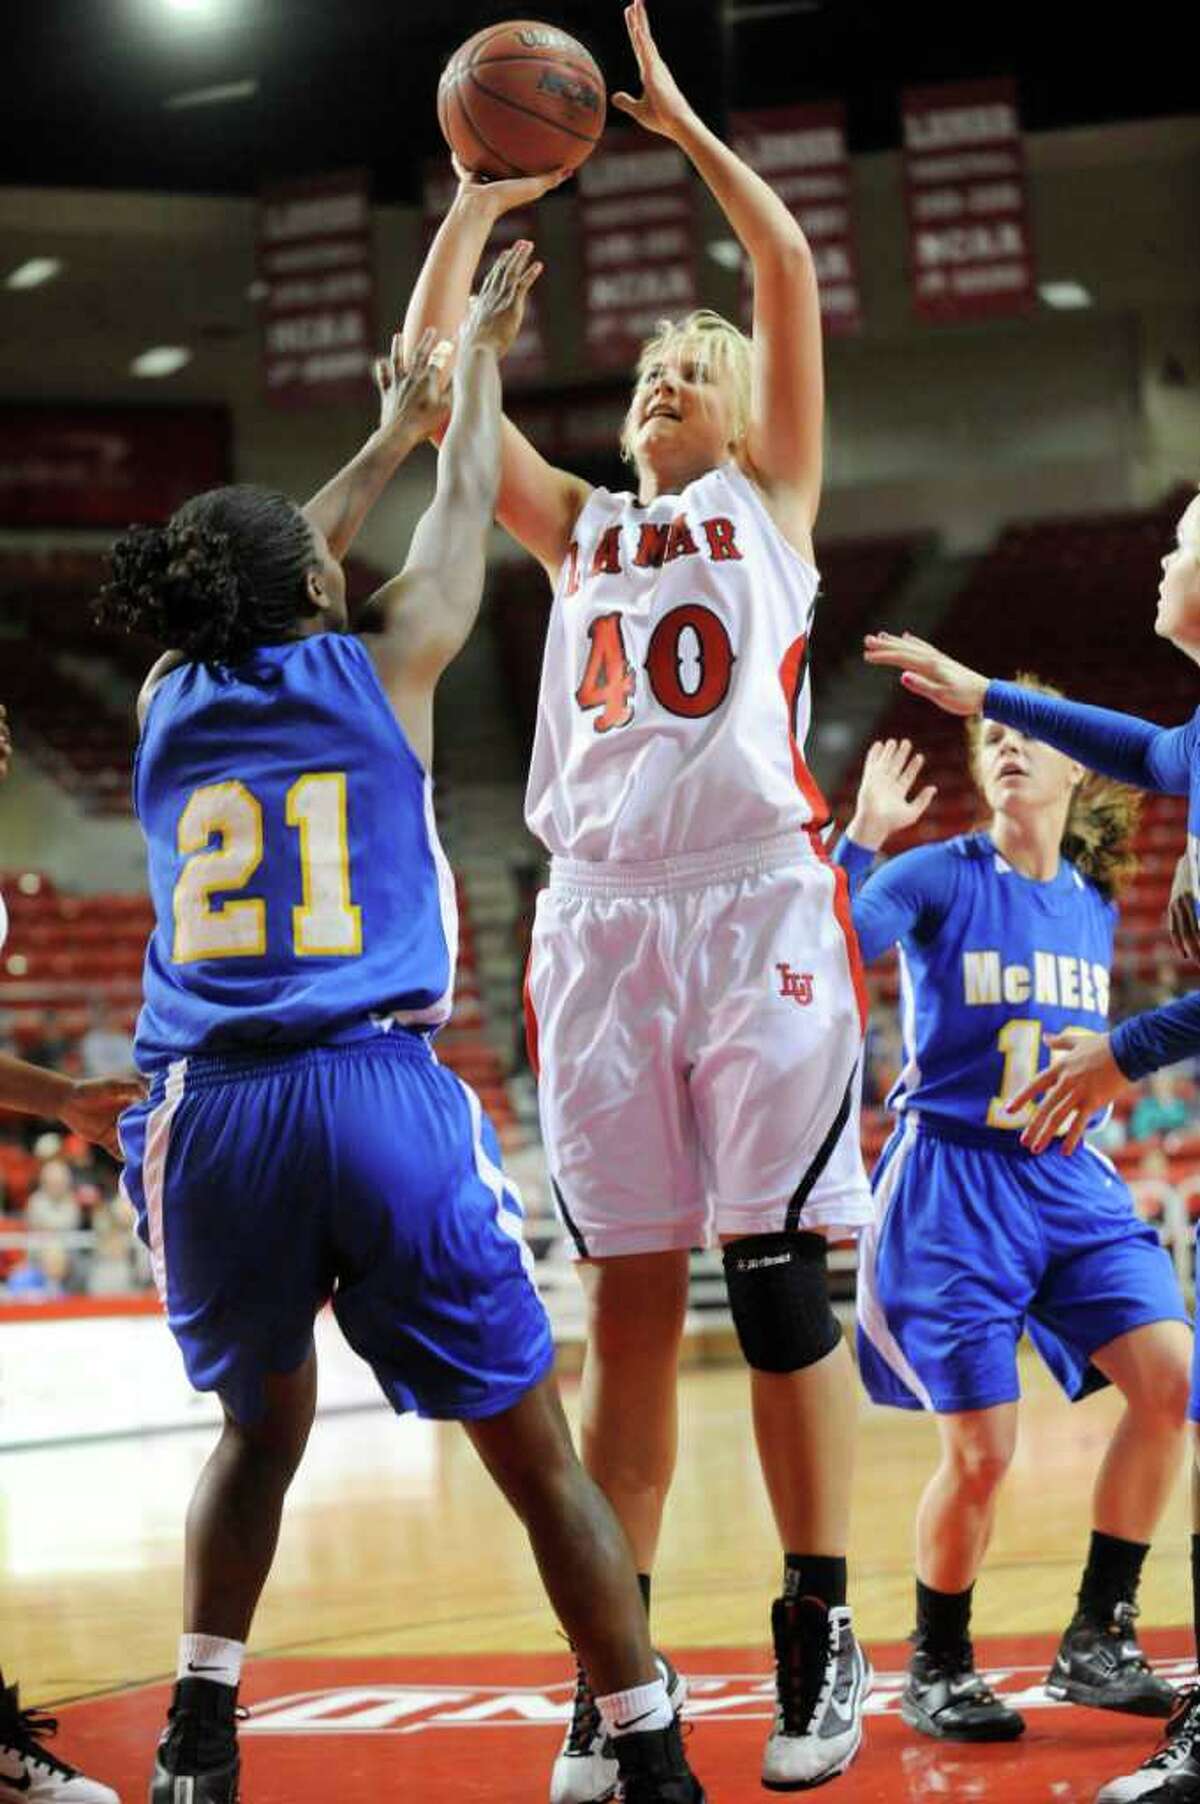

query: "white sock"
(596, 1677), (672, 1738)
(178, 1633), (245, 1688)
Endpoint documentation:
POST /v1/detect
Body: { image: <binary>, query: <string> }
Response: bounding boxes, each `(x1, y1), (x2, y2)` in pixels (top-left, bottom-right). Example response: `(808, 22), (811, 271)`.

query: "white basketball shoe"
(550, 1651), (687, 1804)
(0, 1674), (120, 1802)
(762, 1598), (871, 1791)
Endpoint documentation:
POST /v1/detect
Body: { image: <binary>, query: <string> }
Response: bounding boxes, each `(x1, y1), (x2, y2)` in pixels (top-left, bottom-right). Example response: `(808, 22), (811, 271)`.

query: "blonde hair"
(965, 672), (1141, 901)
(620, 310), (753, 466)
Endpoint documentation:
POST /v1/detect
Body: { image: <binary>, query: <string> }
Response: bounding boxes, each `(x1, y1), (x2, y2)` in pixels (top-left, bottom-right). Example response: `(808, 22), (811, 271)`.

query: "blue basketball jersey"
(133, 634), (457, 1070)
(850, 832), (1115, 1146)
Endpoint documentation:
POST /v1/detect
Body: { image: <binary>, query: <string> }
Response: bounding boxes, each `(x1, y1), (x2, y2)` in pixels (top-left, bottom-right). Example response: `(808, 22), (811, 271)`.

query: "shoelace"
(2, 1703), (79, 1780)
(775, 1612), (834, 1736)
(1140, 1685), (1200, 1771)
(565, 1663), (604, 1756)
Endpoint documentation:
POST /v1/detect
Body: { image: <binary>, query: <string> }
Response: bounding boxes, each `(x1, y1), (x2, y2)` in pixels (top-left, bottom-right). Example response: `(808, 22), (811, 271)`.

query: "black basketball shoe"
(613, 1719), (704, 1804)
(901, 1639), (1025, 1742)
(1046, 1602), (1176, 1717)
(149, 1677), (240, 1804)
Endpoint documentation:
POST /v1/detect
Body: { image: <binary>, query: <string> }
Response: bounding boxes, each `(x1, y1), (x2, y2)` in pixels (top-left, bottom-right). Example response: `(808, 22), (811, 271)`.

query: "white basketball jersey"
(525, 462), (826, 863)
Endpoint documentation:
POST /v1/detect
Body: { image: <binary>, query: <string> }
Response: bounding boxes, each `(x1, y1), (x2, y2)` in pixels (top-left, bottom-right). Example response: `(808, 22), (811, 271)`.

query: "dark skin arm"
(364, 241), (543, 766)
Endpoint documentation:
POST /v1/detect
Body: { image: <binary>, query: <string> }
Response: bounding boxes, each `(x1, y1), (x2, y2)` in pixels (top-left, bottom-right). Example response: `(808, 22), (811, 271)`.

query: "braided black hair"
(95, 485), (318, 664)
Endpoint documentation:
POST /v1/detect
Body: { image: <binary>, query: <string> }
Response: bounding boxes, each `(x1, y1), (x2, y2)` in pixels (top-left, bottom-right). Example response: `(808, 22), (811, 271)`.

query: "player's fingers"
(1006, 1067), (1057, 1114)
(900, 671), (942, 702)
(1022, 1091), (1077, 1154)
(913, 784), (938, 818)
(611, 92), (645, 119)
(515, 260), (544, 298)
(373, 357), (391, 395)
(1062, 1111), (1087, 1156)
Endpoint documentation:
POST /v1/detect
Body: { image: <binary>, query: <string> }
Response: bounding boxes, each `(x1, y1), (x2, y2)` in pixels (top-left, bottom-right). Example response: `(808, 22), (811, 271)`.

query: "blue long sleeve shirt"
(984, 681), (1200, 1081)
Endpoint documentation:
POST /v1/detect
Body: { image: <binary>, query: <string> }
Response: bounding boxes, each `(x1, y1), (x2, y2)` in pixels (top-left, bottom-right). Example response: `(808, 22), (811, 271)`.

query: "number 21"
(173, 772), (361, 963)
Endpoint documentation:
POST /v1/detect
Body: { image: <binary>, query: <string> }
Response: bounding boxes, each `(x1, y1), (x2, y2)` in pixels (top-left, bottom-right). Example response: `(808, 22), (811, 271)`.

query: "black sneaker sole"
(900, 1696), (1026, 1743)
(1044, 1676), (1177, 1719)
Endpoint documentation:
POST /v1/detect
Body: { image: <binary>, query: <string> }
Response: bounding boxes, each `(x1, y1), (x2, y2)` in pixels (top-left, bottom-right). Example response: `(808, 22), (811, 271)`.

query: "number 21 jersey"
(525, 462), (825, 863)
(133, 634), (458, 1071)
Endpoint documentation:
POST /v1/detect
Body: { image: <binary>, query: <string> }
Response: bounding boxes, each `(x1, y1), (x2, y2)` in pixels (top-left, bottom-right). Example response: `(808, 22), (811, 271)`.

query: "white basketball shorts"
(524, 828), (872, 1258)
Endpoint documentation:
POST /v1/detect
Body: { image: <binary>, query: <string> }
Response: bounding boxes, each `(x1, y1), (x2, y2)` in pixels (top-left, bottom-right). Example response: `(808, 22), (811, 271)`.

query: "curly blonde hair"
(620, 310), (753, 466)
(965, 672), (1141, 901)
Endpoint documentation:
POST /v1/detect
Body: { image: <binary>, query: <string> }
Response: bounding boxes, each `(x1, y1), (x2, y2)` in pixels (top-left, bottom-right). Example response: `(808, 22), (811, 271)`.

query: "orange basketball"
(438, 19), (606, 179)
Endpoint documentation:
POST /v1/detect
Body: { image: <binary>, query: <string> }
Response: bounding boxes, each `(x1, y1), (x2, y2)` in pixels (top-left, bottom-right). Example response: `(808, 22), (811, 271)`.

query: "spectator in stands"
(79, 1002), (135, 1079)
(84, 1197), (137, 1297)
(1129, 1069), (1195, 1142)
(25, 1156), (82, 1235)
(3, 1239), (71, 1301)
(24, 1009), (71, 1071)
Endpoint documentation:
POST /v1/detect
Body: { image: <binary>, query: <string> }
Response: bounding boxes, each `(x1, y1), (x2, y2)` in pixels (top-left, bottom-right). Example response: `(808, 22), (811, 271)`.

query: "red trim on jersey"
(778, 635), (829, 824)
(808, 827), (869, 1034)
(779, 634), (868, 1033)
(522, 956), (541, 1079)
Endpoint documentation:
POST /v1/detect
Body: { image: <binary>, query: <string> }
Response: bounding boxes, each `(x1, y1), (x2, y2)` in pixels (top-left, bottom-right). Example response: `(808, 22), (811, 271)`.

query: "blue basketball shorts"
(856, 1115), (1188, 1415)
(118, 1026), (554, 1426)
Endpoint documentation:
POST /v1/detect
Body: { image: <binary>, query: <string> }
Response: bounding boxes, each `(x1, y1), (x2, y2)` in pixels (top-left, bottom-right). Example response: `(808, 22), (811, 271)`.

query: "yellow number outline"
(172, 781), (267, 963)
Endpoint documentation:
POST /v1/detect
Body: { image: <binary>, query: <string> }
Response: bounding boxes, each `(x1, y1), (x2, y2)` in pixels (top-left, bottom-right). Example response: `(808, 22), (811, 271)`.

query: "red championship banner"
(576, 133), (698, 374)
(0, 405), (230, 528)
(901, 78), (1037, 325)
(730, 104), (861, 336)
(258, 171), (376, 407)
(422, 167), (548, 389)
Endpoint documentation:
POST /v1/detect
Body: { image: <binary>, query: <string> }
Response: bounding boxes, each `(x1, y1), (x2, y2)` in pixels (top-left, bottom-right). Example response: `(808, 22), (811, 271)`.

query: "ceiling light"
(707, 239), (743, 272)
(164, 78), (258, 110)
(163, 0), (225, 15)
(131, 346), (193, 378)
(6, 258), (63, 290)
(1039, 281), (1093, 310)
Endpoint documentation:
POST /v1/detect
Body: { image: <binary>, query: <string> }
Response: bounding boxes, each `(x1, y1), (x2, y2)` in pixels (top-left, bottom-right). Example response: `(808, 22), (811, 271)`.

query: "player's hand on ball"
(846, 738), (937, 853)
(61, 1076), (146, 1160)
(461, 240), (544, 360)
(1006, 1031), (1130, 1156)
(612, 1), (695, 141)
(375, 327), (453, 446)
(453, 158), (571, 218)
(1167, 852), (1200, 965)
(863, 631), (989, 717)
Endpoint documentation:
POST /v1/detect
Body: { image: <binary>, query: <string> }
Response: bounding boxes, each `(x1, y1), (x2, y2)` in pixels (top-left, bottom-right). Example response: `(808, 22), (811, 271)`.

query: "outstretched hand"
(375, 326), (454, 445)
(846, 738), (937, 853)
(461, 240), (544, 360)
(453, 157), (571, 218)
(612, 0), (695, 141)
(863, 631), (990, 717)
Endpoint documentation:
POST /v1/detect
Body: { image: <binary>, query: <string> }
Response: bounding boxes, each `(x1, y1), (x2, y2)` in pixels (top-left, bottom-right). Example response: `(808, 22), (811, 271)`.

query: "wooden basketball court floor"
(2, 1353), (1194, 1801)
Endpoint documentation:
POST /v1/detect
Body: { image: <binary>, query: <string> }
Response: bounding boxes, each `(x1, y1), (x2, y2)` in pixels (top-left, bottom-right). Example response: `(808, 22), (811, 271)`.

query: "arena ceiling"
(6, 0), (1197, 204)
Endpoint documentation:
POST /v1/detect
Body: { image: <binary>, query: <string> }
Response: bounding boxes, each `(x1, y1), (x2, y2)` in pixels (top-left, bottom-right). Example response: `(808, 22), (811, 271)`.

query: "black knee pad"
(722, 1231), (842, 1374)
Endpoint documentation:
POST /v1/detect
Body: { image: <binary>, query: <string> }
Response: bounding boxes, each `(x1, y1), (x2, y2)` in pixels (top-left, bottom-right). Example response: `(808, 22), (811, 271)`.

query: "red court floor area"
(57, 1631), (1195, 1803)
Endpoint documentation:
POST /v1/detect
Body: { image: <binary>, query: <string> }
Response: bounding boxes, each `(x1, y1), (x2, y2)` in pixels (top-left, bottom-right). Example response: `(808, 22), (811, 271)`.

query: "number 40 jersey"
(133, 635), (458, 1072)
(525, 462), (826, 863)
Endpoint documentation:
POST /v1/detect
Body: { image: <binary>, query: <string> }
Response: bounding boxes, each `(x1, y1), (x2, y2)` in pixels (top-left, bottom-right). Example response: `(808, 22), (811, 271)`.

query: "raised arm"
(403, 170), (589, 581)
(614, 1), (824, 539)
(365, 243), (542, 763)
(863, 631), (1196, 795)
(302, 328), (453, 562)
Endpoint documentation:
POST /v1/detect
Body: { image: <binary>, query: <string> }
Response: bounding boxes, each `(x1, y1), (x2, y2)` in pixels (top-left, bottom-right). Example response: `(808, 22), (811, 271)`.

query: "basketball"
(437, 19), (606, 179)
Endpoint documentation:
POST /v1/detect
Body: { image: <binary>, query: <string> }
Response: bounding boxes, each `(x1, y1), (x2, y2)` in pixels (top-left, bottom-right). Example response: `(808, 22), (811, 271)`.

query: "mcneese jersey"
(883, 834), (1115, 1145)
(525, 462), (825, 862)
(133, 634), (458, 1071)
